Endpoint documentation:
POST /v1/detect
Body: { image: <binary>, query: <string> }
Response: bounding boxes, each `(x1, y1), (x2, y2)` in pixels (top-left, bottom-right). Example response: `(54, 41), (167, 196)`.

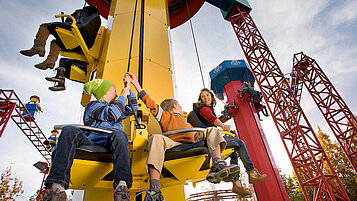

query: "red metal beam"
(227, 5), (350, 201)
(224, 81), (289, 201)
(293, 52), (357, 172)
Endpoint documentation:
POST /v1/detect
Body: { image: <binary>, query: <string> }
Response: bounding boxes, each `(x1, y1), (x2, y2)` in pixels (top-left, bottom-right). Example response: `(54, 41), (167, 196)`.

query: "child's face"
(105, 85), (118, 104)
(173, 103), (183, 116)
(200, 91), (212, 105)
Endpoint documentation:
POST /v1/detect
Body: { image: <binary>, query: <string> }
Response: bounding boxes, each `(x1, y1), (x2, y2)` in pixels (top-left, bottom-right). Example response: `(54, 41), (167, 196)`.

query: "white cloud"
(330, 0), (357, 26)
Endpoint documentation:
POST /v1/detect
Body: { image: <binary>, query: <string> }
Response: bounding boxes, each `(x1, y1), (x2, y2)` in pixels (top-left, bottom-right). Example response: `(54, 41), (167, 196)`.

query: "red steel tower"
(224, 1), (350, 200)
(293, 52), (357, 172)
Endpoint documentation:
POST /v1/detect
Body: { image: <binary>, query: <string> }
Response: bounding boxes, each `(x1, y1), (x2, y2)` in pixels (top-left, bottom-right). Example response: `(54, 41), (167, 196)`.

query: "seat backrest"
(187, 111), (207, 128)
(77, 14), (101, 49)
(47, 14), (101, 51)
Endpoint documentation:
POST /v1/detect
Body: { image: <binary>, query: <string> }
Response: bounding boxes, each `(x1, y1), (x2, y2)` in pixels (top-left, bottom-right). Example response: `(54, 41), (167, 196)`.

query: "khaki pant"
(146, 127), (226, 173)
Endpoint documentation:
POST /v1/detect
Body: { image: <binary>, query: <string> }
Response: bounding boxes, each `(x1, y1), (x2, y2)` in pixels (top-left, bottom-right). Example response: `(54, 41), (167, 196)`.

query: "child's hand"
(222, 124), (231, 131)
(125, 72), (142, 92)
(125, 72), (138, 83)
(123, 73), (132, 84)
(120, 86), (130, 97)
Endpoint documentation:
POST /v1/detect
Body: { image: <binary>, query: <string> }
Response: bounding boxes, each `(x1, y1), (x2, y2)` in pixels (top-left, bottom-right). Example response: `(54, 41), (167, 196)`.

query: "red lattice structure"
(0, 89), (51, 163)
(293, 52), (357, 172)
(187, 190), (242, 201)
(0, 100), (16, 138)
(227, 4), (350, 201)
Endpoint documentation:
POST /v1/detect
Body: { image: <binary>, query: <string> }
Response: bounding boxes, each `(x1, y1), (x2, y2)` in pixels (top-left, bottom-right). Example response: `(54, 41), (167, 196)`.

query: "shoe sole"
(45, 77), (65, 83)
(206, 165), (240, 183)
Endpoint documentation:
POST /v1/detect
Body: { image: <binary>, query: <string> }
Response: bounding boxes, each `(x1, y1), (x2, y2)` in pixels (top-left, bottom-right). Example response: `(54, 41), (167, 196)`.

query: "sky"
(0, 0), (356, 200)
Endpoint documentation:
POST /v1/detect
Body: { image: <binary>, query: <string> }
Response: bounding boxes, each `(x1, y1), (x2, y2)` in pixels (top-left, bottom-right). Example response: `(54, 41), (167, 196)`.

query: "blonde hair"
(160, 99), (179, 112)
(198, 88), (217, 106)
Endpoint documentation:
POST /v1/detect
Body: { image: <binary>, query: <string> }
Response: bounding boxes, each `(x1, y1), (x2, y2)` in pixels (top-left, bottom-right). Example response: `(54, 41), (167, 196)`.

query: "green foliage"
(317, 127), (357, 200)
(280, 169), (309, 201)
(0, 166), (24, 200)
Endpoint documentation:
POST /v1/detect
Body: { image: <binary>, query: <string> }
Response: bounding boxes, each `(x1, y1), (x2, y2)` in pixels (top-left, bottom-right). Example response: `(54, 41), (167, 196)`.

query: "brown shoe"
(247, 168), (267, 184)
(43, 188), (66, 201)
(20, 38), (46, 57)
(232, 180), (252, 197)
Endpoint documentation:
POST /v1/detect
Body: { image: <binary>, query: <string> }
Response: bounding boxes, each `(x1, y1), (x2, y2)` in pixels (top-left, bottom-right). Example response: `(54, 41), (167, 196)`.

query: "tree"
(317, 127), (357, 200)
(0, 166), (24, 200)
(279, 169), (308, 201)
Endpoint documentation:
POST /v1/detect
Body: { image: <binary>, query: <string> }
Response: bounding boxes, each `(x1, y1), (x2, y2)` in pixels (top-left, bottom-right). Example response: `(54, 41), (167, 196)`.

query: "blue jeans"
(45, 126), (132, 190)
(223, 135), (254, 172)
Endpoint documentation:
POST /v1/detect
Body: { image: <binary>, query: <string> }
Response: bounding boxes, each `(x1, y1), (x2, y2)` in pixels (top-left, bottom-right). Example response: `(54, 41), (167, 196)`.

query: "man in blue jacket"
(43, 75), (138, 201)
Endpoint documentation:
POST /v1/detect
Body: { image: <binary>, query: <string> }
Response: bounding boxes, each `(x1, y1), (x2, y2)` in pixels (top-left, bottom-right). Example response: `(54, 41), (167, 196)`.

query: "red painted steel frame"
(293, 52), (357, 172)
(0, 89), (51, 163)
(227, 5), (350, 201)
(0, 101), (16, 138)
(224, 81), (289, 201)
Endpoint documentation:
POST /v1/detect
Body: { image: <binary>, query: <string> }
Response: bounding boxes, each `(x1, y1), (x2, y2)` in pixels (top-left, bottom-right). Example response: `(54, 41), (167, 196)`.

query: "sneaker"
(43, 188), (66, 201)
(114, 186), (130, 201)
(206, 160), (240, 183)
(144, 190), (165, 201)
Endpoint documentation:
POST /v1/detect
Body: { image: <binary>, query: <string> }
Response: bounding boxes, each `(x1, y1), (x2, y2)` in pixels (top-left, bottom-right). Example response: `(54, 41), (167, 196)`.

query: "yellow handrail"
(220, 131), (236, 137)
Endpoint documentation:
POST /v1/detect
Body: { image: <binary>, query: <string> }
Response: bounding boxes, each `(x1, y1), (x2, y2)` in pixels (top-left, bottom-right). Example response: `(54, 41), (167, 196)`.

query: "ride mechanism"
(1, 0), (356, 200)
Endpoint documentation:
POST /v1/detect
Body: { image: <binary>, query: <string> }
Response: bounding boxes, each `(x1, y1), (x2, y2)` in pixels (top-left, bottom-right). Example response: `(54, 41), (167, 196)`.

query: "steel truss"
(0, 89), (51, 163)
(293, 52), (357, 172)
(228, 4), (349, 201)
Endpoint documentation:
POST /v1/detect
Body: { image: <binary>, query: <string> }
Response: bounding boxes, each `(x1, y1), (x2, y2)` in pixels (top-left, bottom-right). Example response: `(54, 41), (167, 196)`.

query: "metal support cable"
(138, 0), (145, 86)
(127, 0), (139, 73)
(184, 0), (205, 88)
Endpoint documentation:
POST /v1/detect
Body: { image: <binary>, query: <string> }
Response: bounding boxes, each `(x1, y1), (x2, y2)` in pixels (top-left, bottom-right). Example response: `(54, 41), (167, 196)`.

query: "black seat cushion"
(187, 111), (207, 128)
(74, 144), (112, 163)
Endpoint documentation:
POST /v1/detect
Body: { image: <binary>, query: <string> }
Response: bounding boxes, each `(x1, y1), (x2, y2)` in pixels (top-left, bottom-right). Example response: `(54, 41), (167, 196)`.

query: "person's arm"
(84, 95), (132, 124)
(200, 107), (231, 131)
(126, 72), (166, 121)
(121, 89), (139, 119)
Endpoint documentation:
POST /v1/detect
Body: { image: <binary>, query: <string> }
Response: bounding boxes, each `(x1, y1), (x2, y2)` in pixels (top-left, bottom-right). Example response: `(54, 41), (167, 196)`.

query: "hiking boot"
(232, 180), (252, 197)
(144, 190), (165, 201)
(49, 82), (66, 92)
(206, 160), (240, 183)
(46, 67), (65, 83)
(35, 40), (60, 70)
(114, 186), (130, 201)
(20, 23), (49, 57)
(247, 168), (267, 184)
(43, 188), (66, 201)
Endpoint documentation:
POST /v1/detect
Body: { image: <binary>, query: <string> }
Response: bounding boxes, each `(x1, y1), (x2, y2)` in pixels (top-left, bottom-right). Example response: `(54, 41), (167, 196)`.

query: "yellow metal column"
(97, 0), (173, 103)
(82, 0), (175, 200)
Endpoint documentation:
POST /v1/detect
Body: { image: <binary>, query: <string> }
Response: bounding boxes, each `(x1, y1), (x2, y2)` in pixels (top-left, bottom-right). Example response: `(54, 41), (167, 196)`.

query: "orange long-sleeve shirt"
(139, 90), (195, 142)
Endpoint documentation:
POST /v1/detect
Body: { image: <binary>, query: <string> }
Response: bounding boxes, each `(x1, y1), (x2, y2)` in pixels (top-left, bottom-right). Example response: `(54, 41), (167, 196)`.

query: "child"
(126, 72), (239, 201)
(193, 88), (267, 197)
(43, 75), (138, 201)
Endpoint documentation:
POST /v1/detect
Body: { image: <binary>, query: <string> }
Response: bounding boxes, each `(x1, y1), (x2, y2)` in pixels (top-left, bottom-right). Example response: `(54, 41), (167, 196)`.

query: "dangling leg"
(46, 67), (65, 83)
(35, 40), (60, 70)
(20, 23), (50, 57)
